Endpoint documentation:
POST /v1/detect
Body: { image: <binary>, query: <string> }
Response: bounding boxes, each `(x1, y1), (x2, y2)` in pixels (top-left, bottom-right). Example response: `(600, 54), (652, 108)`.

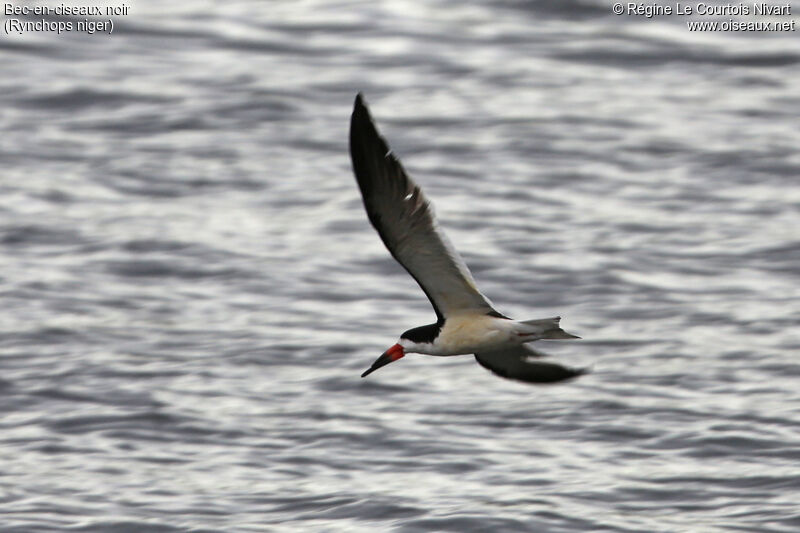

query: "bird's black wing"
(350, 94), (501, 322)
(474, 345), (585, 384)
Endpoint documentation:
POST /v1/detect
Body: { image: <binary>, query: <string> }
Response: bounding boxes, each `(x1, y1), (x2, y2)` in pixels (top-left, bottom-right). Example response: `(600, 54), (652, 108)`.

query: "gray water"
(2, 1), (800, 531)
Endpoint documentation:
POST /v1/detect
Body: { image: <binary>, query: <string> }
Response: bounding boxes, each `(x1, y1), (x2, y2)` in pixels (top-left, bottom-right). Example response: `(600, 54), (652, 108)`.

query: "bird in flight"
(350, 94), (584, 384)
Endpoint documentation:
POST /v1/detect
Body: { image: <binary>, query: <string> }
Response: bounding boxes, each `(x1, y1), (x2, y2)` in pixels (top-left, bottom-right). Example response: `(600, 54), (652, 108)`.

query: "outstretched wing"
(474, 345), (585, 384)
(350, 94), (500, 322)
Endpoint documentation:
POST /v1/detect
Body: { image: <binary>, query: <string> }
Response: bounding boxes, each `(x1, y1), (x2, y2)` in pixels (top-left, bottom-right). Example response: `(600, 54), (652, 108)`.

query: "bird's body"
(401, 314), (572, 357)
(421, 314), (513, 356)
(349, 94), (584, 384)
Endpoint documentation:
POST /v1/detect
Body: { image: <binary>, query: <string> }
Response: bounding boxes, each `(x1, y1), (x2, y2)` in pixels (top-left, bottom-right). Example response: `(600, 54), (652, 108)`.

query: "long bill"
(361, 343), (405, 378)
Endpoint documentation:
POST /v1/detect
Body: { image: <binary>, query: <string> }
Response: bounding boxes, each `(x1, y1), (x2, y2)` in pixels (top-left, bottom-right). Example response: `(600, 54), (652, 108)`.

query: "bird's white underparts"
(349, 94), (584, 384)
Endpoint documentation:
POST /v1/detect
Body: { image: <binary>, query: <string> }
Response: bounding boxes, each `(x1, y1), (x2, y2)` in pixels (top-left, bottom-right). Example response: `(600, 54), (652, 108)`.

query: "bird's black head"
(400, 323), (441, 344)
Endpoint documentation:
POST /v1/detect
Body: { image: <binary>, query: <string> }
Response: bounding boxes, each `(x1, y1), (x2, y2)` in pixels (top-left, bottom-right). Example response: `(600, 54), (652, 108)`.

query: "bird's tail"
(518, 316), (580, 340)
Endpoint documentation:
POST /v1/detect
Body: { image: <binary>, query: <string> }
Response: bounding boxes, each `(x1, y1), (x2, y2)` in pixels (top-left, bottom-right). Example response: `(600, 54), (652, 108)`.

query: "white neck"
(399, 338), (436, 355)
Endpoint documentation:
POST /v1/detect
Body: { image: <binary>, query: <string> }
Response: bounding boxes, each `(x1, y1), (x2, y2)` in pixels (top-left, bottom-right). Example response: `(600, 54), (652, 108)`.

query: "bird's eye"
(404, 192), (413, 201)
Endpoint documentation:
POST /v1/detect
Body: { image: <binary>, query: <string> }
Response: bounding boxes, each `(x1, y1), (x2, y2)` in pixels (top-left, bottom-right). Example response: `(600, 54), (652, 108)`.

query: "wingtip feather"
(353, 92), (369, 118)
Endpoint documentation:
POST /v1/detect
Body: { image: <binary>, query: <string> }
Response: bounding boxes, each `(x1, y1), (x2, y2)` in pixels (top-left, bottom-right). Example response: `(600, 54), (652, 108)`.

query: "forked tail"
(519, 316), (580, 340)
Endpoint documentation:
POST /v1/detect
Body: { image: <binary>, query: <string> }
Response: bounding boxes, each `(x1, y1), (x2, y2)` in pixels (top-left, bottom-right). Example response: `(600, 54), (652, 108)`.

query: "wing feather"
(474, 345), (585, 384)
(349, 94), (499, 321)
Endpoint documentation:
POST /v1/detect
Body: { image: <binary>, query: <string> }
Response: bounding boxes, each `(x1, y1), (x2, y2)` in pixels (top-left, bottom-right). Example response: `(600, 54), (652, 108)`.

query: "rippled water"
(2, 1), (799, 531)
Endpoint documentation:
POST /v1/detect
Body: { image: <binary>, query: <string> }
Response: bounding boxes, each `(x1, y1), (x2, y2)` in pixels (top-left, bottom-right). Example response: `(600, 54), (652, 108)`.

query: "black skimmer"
(350, 94), (585, 384)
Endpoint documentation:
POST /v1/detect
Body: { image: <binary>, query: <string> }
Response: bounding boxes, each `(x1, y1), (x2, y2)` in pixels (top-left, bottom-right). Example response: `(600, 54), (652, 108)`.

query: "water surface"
(1, 1), (799, 531)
